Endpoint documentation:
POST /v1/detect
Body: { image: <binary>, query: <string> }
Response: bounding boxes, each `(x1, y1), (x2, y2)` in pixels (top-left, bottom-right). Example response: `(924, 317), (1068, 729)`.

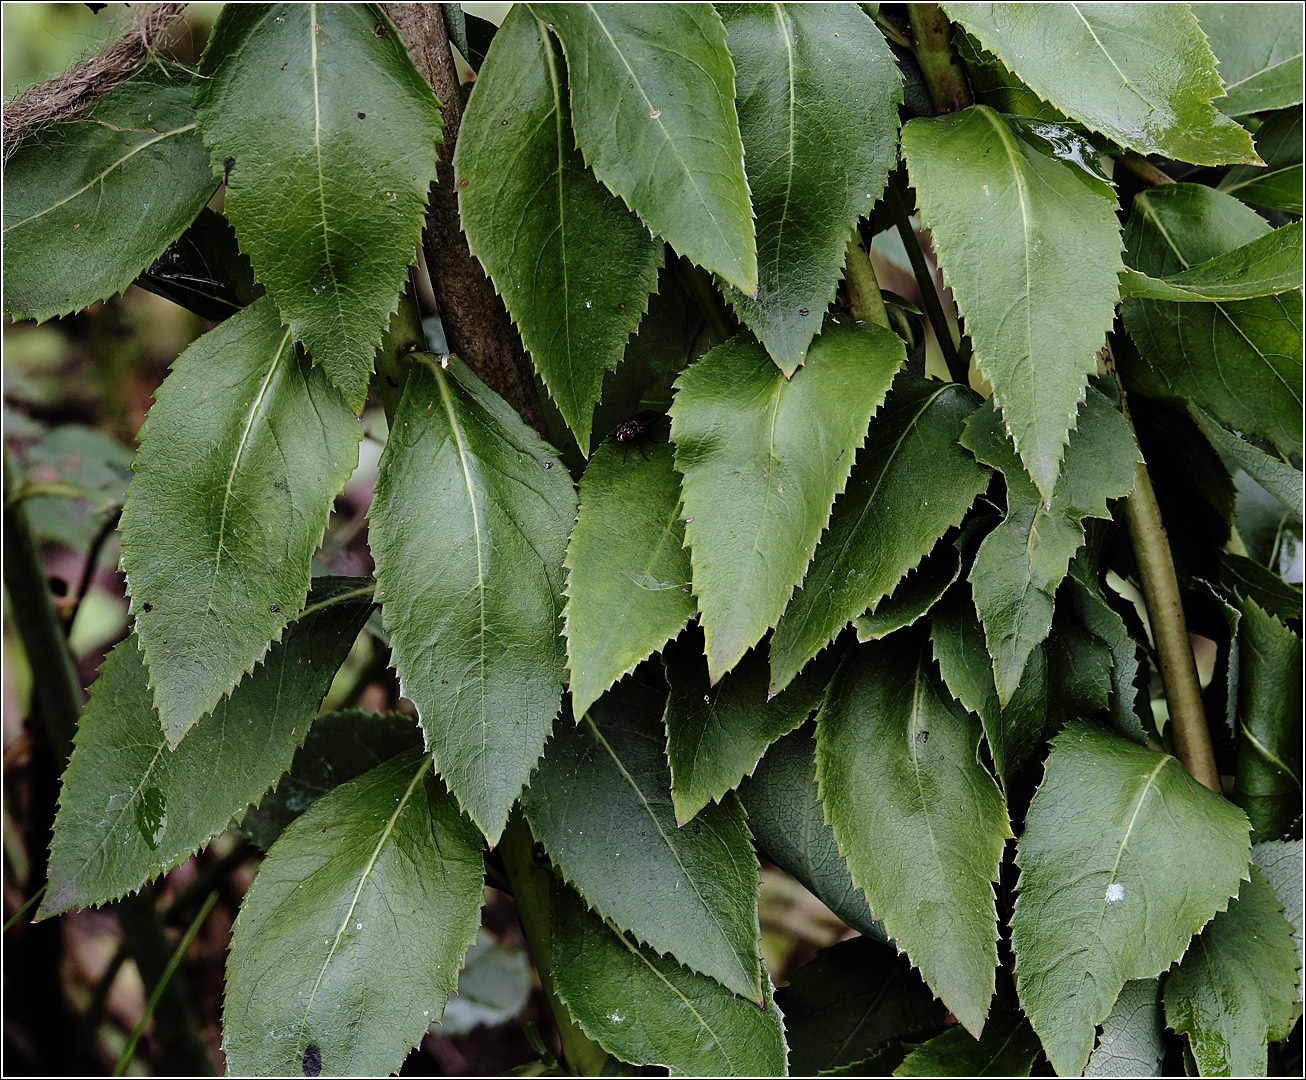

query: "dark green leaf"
(1219, 109), (1303, 216)
(953, 29), (1067, 122)
(120, 296), (361, 744)
(222, 749), (485, 1076)
(1117, 221), (1303, 303)
(1011, 724), (1253, 1077)
(1192, 406), (1303, 523)
(855, 539), (961, 642)
(1252, 840), (1304, 1003)
(135, 207), (261, 322)
(894, 995), (1040, 1076)
(2, 75), (216, 322)
(1084, 979), (1165, 1078)
(1067, 573), (1149, 743)
(531, 3), (756, 294)
(717, 4), (901, 372)
(371, 357), (575, 843)
(1192, 3), (1304, 116)
(521, 674), (763, 1001)
(195, 4), (443, 410)
(1219, 551), (1305, 623)
(671, 318), (903, 682)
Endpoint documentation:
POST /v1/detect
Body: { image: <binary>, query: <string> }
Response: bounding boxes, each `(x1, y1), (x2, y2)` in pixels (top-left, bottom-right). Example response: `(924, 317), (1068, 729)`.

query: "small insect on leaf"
(610, 410), (664, 463)
(302, 1043), (322, 1077)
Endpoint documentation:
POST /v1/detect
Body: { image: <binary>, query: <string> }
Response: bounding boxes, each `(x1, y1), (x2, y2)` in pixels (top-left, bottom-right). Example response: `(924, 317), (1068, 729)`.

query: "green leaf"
(770, 375), (989, 694)
(901, 106), (1125, 502)
(1011, 724), (1253, 1078)
(441, 930), (531, 1036)
(1192, 3), (1304, 116)
(1219, 551), (1304, 624)
(456, 6), (662, 455)
(2, 74), (216, 323)
(816, 634), (1011, 1035)
(370, 357), (575, 843)
(1118, 221), (1303, 303)
(663, 632), (832, 825)
(1085, 978), (1165, 1078)
(521, 673), (763, 1001)
(1252, 840), (1304, 1003)
(941, 3), (1260, 165)
(738, 725), (881, 941)
(564, 437), (694, 721)
(240, 709), (423, 850)
(1219, 109), (1303, 216)
(38, 578), (372, 918)
(119, 296), (361, 744)
(1068, 572), (1150, 743)
(135, 207), (262, 322)
(1191, 406), (1303, 523)
(894, 994), (1041, 1076)
(195, 3), (443, 410)
(531, 3), (756, 294)
(777, 937), (947, 1076)
(1121, 184), (1303, 459)
(1164, 868), (1301, 1077)
(963, 385), (1140, 703)
(953, 28), (1067, 122)
(671, 318), (903, 682)
(550, 879), (787, 1076)
(222, 748), (485, 1076)
(717, 4), (901, 373)
(854, 539), (961, 643)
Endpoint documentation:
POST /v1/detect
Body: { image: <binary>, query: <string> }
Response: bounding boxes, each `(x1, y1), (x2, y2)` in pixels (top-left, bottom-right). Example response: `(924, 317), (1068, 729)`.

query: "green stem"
(1114, 151), (1176, 187)
(499, 808), (611, 1076)
(908, 3), (972, 113)
(676, 256), (737, 346)
(843, 228), (891, 329)
(872, 9), (912, 50)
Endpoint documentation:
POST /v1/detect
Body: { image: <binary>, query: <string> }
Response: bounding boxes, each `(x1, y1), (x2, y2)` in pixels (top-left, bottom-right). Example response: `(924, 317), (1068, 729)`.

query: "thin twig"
(62, 505), (123, 637)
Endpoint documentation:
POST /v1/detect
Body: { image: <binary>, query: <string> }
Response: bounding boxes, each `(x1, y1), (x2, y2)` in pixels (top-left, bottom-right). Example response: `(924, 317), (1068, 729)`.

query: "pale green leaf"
(39, 578), (372, 918)
(1191, 405), (1303, 523)
(222, 749), (485, 1076)
(119, 296), (361, 744)
(1117, 221), (1303, 302)
(717, 4), (901, 372)
(522, 673), (763, 1000)
(531, 3), (756, 293)
(550, 879), (787, 1076)
(1084, 979), (1165, 1078)
(1192, 3), (1304, 116)
(816, 634), (1011, 1035)
(942, 3), (1260, 164)
(456, 6), (661, 455)
(1219, 109), (1303, 216)
(195, 3), (443, 410)
(770, 374), (989, 694)
(564, 436), (694, 722)
(370, 357), (575, 843)
(1164, 868), (1301, 1077)
(901, 106), (1124, 502)
(671, 317), (903, 682)
(1011, 724), (1253, 1077)
(440, 930), (531, 1036)
(1252, 840), (1304, 1002)
(854, 540), (961, 642)
(2, 74), (216, 322)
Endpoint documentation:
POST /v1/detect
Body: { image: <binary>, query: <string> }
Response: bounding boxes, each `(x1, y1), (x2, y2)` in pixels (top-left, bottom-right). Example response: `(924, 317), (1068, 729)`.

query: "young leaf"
(222, 749), (485, 1077)
(1219, 109), (1303, 216)
(1011, 724), (1253, 1078)
(1163, 868), (1301, 1077)
(901, 106), (1124, 502)
(769, 375), (989, 695)
(529, 3), (756, 294)
(3, 75), (216, 323)
(521, 673), (763, 1001)
(456, 5), (662, 455)
(672, 317), (903, 683)
(120, 296), (361, 744)
(549, 879), (787, 1077)
(1118, 220), (1304, 302)
(1252, 839), (1305, 1002)
(195, 3), (443, 410)
(1192, 2), (1304, 116)
(564, 438), (694, 722)
(942, 4), (1260, 164)
(816, 634), (1011, 1035)
(39, 577), (373, 918)
(717, 4), (902, 372)
(370, 357), (575, 844)
(1083, 979), (1165, 1079)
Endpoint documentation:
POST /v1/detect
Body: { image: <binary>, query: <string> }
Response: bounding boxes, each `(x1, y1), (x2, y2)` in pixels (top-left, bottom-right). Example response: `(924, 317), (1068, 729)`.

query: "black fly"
(611, 410), (662, 463)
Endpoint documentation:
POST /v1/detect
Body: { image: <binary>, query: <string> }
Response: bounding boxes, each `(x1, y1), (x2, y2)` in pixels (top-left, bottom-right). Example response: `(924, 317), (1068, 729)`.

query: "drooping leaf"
(716, 4), (901, 373)
(521, 673), (763, 1001)
(549, 879), (787, 1077)
(38, 578), (373, 918)
(1121, 184), (1303, 459)
(963, 385), (1140, 703)
(1084, 979), (1165, 1078)
(1011, 724), (1253, 1078)
(119, 296), (361, 744)
(1118, 221), (1303, 302)
(941, 4), (1260, 165)
(816, 634), (1011, 1035)
(564, 437), (694, 722)
(1191, 405), (1303, 524)
(1219, 109), (1303, 216)
(854, 539), (961, 642)
(2, 73), (216, 323)
(1164, 868), (1301, 1077)
(770, 374), (989, 694)
(195, 3), (443, 410)
(1192, 3), (1305, 116)
(456, 6), (662, 455)
(135, 207), (262, 322)
(894, 989), (1041, 1076)
(901, 106), (1124, 502)
(1252, 840), (1305, 1002)
(663, 631), (833, 825)
(530, 3), (757, 294)
(370, 357), (575, 844)
(671, 317), (903, 683)
(222, 748), (485, 1076)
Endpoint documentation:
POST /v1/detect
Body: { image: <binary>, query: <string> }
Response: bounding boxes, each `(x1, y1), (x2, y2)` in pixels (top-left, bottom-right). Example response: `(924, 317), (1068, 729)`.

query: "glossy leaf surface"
(1117, 220), (1303, 302)
(136, 207), (262, 322)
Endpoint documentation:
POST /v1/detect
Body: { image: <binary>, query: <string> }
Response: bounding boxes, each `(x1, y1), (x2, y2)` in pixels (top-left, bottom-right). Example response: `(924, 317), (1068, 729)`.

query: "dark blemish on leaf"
(441, 679), (448, 684)
(799, 307), (810, 316)
(692, 823), (700, 835)
(358, 112), (366, 120)
(142, 603), (153, 613)
(459, 179), (469, 189)
(270, 603), (280, 613)
(374, 22), (389, 37)
(618, 302), (626, 309)
(223, 157), (235, 183)
(303, 1043), (322, 1077)
(502, 119), (509, 126)
(542, 461), (553, 470)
